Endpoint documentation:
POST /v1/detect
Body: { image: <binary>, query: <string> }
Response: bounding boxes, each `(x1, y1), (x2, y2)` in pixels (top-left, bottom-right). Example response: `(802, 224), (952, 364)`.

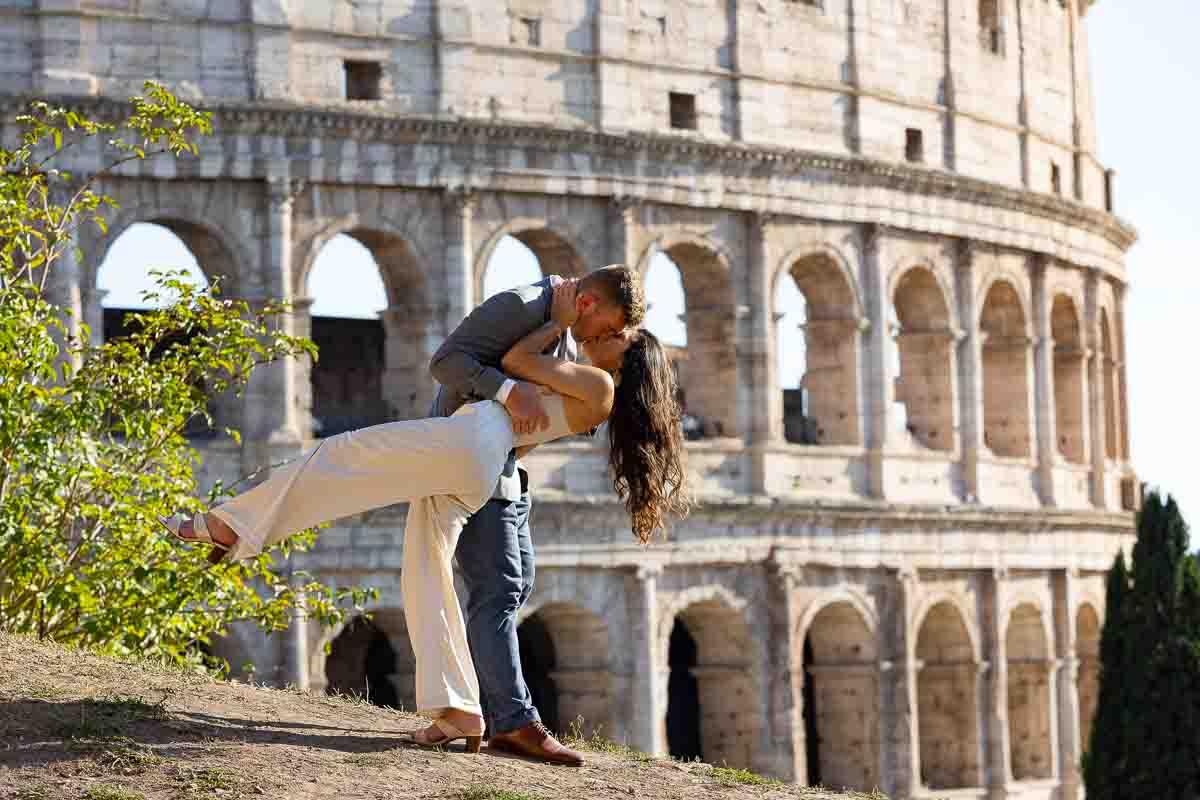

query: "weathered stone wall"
(0, 2), (1136, 797)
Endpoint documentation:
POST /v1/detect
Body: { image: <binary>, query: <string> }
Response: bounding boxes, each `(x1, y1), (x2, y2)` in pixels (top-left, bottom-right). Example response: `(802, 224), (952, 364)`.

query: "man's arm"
(429, 282), (553, 433)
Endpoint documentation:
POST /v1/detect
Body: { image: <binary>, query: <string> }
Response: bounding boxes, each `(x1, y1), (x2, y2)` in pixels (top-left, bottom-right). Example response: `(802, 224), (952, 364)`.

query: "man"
(418, 264), (644, 765)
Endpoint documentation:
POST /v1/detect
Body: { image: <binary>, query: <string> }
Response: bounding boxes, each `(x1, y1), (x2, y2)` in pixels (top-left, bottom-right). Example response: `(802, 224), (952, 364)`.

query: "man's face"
(570, 291), (626, 344)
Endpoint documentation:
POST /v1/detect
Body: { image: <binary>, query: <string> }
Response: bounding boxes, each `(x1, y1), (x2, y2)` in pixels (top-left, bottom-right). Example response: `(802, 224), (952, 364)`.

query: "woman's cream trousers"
(209, 402), (516, 718)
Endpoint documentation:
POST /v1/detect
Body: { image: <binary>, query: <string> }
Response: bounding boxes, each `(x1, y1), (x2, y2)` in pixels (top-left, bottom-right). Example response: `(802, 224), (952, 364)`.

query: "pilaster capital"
(442, 185), (478, 215)
(753, 210), (776, 234)
(609, 193), (643, 216)
(862, 222), (890, 255)
(956, 236), (979, 265)
(992, 566), (1011, 583)
(266, 176), (305, 207)
(769, 561), (805, 590)
(896, 565), (919, 587)
(635, 563), (663, 582)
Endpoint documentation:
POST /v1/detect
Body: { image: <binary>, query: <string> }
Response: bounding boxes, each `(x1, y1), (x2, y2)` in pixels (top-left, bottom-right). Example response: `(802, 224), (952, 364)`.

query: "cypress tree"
(1083, 549), (1129, 799)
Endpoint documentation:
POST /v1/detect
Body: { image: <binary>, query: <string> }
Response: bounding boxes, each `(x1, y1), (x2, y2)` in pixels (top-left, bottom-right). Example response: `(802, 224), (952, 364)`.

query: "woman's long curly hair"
(607, 329), (690, 543)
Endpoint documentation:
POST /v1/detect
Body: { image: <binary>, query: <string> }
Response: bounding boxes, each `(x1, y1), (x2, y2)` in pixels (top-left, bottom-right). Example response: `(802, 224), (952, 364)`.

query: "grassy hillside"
(0, 631), (886, 800)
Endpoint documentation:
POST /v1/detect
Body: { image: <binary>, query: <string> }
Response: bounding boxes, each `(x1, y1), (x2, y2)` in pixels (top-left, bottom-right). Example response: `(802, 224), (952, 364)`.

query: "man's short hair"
(580, 264), (645, 327)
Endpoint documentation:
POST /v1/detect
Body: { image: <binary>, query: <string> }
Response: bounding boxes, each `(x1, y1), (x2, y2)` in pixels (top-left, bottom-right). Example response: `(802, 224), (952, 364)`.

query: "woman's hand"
(551, 280), (579, 330)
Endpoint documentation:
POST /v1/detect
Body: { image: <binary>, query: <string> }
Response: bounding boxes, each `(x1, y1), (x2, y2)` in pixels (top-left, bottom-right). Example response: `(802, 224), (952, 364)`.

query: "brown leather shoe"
(487, 721), (585, 766)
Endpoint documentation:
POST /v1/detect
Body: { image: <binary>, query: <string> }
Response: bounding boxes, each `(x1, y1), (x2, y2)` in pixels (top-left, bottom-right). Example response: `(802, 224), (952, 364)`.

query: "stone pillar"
(627, 564), (665, 756)
(1083, 270), (1106, 508)
(607, 195), (640, 268)
(880, 567), (919, 798)
(747, 213), (782, 491)
(80, 286), (108, 348)
(844, 0), (864, 153)
(1031, 257), (1058, 506)
(41, 223), (86, 368)
(249, 0), (291, 99)
(861, 224), (892, 498)
(766, 563), (804, 782)
(730, 0), (764, 142)
(1053, 569), (1082, 797)
(442, 187), (476, 328)
(241, 178), (305, 472)
(283, 575), (310, 690)
(1112, 283), (1131, 463)
(985, 568), (1013, 799)
(955, 239), (986, 503)
(940, 0), (959, 171)
(594, 0), (630, 131)
(380, 304), (440, 420)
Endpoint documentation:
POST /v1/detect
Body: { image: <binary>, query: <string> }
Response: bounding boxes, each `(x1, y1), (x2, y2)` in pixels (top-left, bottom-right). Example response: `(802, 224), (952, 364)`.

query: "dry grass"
(0, 630), (887, 800)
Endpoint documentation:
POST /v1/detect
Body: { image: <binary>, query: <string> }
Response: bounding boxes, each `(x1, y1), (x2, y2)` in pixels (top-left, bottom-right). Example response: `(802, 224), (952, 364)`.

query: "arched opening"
(979, 0), (1004, 54)
(1099, 311), (1118, 460)
(801, 602), (880, 791)
(776, 254), (863, 446)
(892, 268), (955, 451)
(664, 598), (760, 770)
(95, 220), (229, 435)
(1052, 296), (1087, 463)
(517, 613), (560, 735)
(303, 228), (428, 435)
(979, 281), (1032, 458)
(643, 253), (695, 437)
(666, 618), (702, 762)
(306, 234), (388, 437)
(520, 603), (613, 738)
(324, 612), (416, 711)
(1006, 604), (1053, 781)
(482, 235), (545, 302)
(1075, 604), (1101, 749)
(916, 602), (981, 790)
(649, 242), (739, 438)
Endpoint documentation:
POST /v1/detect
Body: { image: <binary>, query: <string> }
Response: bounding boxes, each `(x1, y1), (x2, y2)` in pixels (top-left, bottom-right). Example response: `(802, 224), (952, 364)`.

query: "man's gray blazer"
(428, 276), (575, 501)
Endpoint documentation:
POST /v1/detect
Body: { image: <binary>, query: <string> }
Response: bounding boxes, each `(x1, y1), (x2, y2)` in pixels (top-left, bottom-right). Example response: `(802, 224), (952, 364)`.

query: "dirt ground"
(0, 631), (886, 800)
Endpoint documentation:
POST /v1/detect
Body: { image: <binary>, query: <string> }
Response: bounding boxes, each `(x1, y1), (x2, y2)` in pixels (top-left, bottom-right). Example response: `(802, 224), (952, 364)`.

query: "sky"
(96, 2), (1198, 526)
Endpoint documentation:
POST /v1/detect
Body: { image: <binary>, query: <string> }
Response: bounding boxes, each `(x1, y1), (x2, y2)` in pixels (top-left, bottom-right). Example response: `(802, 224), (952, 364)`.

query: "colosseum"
(3, 0), (1139, 796)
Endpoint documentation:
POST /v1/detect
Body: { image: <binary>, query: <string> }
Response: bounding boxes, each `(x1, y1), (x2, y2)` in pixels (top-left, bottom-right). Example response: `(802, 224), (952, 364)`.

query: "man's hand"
(550, 280), (579, 330)
(503, 381), (550, 436)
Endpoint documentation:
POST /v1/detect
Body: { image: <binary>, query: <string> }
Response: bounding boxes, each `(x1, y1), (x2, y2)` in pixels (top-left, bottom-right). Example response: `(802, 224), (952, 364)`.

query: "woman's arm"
(500, 321), (614, 408)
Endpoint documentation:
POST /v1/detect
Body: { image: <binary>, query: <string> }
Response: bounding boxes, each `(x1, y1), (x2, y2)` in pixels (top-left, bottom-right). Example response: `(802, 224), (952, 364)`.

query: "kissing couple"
(160, 264), (689, 765)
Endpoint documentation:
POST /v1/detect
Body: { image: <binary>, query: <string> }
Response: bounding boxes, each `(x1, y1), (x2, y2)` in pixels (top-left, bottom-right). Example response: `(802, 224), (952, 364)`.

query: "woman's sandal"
(157, 513), (232, 564)
(402, 718), (484, 753)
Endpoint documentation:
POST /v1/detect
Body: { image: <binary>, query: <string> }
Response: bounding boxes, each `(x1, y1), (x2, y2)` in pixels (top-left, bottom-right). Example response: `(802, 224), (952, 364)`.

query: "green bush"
(0, 83), (375, 673)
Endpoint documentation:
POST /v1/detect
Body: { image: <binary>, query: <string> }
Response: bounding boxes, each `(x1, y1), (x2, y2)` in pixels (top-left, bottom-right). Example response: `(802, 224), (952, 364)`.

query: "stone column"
(985, 568), (1013, 799)
(241, 178), (305, 472)
(730, 0), (764, 142)
(955, 239), (986, 503)
(81, 286), (108, 348)
(1052, 568), (1082, 797)
(746, 213), (782, 491)
(1083, 270), (1106, 508)
(249, 0), (290, 99)
(1030, 257), (1058, 506)
(442, 187), (476, 328)
(766, 563), (804, 783)
(844, 0), (864, 153)
(627, 564), (665, 756)
(282, 575), (310, 690)
(861, 224), (892, 498)
(1112, 283), (1131, 463)
(880, 567), (919, 798)
(594, 0), (630, 131)
(380, 304), (440, 420)
(607, 195), (640, 268)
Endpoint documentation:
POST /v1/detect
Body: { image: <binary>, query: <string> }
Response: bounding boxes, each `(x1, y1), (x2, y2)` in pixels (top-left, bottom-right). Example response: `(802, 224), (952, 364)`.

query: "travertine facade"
(2, 1), (1137, 796)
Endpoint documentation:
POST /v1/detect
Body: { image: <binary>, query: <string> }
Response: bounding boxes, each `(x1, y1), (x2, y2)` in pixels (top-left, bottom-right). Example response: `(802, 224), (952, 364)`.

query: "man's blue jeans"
(454, 491), (540, 735)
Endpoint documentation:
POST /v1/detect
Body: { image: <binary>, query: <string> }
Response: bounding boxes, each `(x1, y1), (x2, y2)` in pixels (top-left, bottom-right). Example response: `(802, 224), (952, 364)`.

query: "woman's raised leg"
(206, 407), (510, 561)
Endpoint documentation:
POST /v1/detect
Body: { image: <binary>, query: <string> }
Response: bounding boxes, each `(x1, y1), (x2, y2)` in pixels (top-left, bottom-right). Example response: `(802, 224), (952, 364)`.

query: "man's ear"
(576, 291), (596, 314)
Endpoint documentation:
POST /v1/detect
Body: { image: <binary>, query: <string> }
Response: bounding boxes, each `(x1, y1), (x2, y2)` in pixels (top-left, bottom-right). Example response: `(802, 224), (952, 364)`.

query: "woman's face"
(581, 329), (634, 375)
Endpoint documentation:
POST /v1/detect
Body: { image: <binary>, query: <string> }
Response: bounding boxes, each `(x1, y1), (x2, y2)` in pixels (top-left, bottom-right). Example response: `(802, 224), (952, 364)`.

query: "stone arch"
(317, 609), (416, 712)
(515, 602), (612, 738)
(1006, 602), (1054, 781)
(296, 215), (435, 425)
(796, 599), (880, 791)
(915, 601), (983, 790)
(979, 279), (1033, 458)
(773, 245), (866, 446)
(83, 206), (249, 295)
(891, 265), (958, 451)
(1075, 602), (1101, 750)
(637, 234), (740, 437)
(474, 219), (588, 302)
(910, 592), (984, 665)
(1052, 294), (1087, 463)
(661, 587), (760, 771)
(1098, 309), (1118, 460)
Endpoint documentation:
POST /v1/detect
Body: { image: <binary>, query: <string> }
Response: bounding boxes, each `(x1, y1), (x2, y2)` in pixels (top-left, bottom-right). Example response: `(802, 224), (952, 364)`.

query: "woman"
(160, 284), (689, 751)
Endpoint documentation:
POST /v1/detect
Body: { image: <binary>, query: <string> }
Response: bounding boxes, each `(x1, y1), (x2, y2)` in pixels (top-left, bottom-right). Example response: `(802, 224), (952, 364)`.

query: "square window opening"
(669, 92), (698, 131)
(905, 128), (925, 163)
(1051, 162), (1062, 195)
(521, 17), (541, 47)
(344, 60), (382, 101)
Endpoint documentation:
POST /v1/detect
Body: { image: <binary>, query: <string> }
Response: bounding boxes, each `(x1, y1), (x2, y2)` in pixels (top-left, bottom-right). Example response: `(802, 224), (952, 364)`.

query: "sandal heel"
(465, 736), (482, 754)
